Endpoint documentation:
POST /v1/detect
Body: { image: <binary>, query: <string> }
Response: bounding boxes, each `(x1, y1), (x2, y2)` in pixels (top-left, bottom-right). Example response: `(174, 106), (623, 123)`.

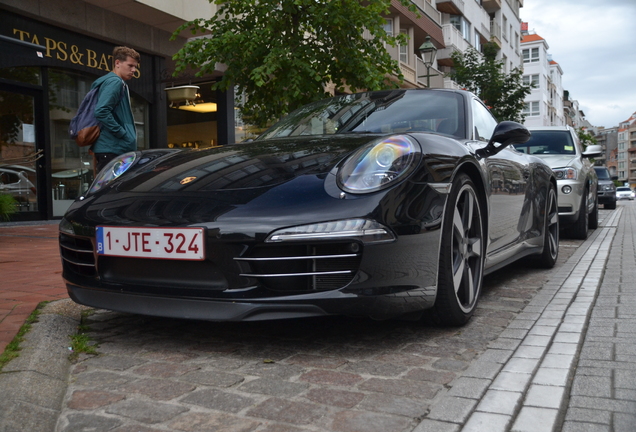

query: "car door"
(469, 99), (530, 258)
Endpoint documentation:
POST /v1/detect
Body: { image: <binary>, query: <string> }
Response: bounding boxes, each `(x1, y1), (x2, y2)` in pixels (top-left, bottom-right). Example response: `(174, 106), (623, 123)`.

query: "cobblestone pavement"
(1, 207), (626, 432)
(50, 226), (591, 432)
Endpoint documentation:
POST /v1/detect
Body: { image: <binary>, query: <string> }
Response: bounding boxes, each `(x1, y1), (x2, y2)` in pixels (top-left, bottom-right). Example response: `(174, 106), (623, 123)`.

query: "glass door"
(0, 86), (42, 219)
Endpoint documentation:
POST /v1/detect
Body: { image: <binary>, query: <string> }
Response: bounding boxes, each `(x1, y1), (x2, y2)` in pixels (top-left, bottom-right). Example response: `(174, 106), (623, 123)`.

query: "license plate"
(96, 226), (205, 260)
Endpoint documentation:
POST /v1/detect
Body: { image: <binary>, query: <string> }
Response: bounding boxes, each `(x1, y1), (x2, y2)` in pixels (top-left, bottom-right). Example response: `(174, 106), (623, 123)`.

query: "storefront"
(0, 9), (237, 221)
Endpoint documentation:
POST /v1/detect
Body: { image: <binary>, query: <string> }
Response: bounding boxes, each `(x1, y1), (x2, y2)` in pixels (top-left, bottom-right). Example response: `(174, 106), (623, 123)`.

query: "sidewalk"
(0, 222), (67, 353)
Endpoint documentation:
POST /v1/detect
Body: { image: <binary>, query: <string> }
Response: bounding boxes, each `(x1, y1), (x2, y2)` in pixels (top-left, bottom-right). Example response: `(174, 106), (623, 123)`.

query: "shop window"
(167, 81), (220, 149)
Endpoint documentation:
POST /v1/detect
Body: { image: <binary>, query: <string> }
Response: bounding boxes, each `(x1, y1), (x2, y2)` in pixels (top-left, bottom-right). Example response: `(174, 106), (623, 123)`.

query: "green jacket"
(90, 72), (137, 155)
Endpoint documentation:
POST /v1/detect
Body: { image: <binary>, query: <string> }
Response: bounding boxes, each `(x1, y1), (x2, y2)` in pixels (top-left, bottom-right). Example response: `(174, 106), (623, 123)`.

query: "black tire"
(606, 200), (617, 210)
(565, 192), (588, 240)
(536, 184), (559, 268)
(589, 195), (599, 230)
(431, 173), (485, 326)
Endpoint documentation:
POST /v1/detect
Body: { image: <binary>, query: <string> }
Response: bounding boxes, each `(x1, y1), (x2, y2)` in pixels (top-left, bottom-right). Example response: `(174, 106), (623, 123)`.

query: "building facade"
(595, 127), (618, 172)
(617, 113), (636, 187)
(436, 0), (524, 89)
(0, 0), (239, 221)
(519, 31), (567, 127)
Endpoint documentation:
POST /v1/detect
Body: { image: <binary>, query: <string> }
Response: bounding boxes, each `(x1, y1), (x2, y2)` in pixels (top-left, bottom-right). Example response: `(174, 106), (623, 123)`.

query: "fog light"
(562, 185), (572, 194)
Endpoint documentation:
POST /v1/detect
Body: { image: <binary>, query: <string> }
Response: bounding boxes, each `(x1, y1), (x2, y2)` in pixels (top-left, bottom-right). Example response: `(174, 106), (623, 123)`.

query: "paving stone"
(447, 377), (491, 399)
(524, 384), (564, 409)
(358, 393), (428, 417)
(462, 360), (503, 380)
(246, 398), (328, 425)
(343, 360), (407, 377)
(132, 361), (199, 378)
(511, 407), (558, 432)
(179, 369), (245, 387)
(490, 372), (532, 392)
(411, 419), (461, 432)
(299, 370), (363, 386)
(167, 411), (260, 432)
(561, 420), (611, 432)
(426, 396), (477, 423)
(59, 413), (123, 432)
(475, 389), (521, 415)
(358, 377), (441, 399)
(532, 367), (570, 387)
(613, 412), (636, 432)
(304, 388), (365, 409)
(181, 388), (257, 413)
(564, 407), (611, 424)
(105, 400), (188, 424)
(462, 412), (510, 432)
(571, 376), (612, 398)
(330, 410), (412, 432)
(67, 390), (125, 410)
(238, 377), (308, 397)
(118, 378), (196, 401)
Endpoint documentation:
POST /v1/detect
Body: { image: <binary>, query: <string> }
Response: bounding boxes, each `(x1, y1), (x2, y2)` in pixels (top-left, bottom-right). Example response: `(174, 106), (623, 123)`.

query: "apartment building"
(617, 113), (636, 187)
(519, 30), (567, 127)
(595, 127), (618, 172)
(436, 0), (523, 89)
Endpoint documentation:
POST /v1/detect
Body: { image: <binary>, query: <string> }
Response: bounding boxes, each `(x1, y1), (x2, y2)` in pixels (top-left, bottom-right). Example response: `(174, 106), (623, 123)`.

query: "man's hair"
(112, 46), (140, 68)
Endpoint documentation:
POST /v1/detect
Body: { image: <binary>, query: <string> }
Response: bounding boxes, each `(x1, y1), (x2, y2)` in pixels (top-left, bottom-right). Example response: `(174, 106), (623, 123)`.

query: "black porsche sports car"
(60, 88), (559, 326)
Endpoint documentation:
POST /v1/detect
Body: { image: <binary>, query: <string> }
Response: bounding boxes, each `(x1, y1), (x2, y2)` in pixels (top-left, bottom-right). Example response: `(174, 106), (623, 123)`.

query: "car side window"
(472, 99), (498, 142)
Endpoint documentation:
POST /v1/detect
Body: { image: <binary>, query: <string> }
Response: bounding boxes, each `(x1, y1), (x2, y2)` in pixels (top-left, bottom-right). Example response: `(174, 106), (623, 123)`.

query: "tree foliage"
(577, 127), (597, 150)
(449, 42), (532, 123)
(171, 0), (416, 128)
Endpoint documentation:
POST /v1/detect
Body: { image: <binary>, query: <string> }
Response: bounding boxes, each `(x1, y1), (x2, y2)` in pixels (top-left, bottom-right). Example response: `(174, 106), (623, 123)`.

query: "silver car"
(514, 126), (602, 239)
(616, 186), (634, 201)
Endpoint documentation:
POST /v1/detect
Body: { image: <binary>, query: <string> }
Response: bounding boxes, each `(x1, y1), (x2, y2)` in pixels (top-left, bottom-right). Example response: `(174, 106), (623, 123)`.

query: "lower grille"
(236, 242), (362, 292)
(59, 233), (97, 277)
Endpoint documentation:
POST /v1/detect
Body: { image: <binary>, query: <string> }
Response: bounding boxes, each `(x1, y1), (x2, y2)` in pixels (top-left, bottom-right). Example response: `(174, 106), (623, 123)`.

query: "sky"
(520, 0), (636, 128)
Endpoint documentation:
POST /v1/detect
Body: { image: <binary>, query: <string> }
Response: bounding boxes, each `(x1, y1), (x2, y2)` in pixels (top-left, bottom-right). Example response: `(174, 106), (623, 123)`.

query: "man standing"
(91, 46), (140, 173)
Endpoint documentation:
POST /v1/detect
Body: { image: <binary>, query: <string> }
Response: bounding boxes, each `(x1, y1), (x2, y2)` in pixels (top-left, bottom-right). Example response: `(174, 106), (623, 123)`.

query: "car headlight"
(601, 184), (615, 191)
(552, 167), (577, 180)
(337, 135), (419, 193)
(87, 152), (137, 194)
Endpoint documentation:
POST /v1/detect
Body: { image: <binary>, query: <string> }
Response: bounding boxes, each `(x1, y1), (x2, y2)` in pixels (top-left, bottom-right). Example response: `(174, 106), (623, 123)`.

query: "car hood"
(531, 154), (578, 169)
(114, 135), (385, 194)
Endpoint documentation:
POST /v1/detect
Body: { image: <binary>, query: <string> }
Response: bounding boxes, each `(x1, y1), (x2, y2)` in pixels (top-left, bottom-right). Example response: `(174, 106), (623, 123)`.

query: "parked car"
(0, 166), (37, 205)
(616, 186), (634, 201)
(593, 166), (617, 209)
(513, 126), (602, 239)
(60, 88), (559, 326)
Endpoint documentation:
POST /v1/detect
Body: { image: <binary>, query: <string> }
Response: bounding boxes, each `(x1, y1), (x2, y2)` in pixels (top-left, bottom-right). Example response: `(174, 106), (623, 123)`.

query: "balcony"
(409, 0), (442, 25)
(490, 20), (502, 48)
(482, 0), (502, 13)
(437, 24), (471, 67)
(436, 0), (464, 15)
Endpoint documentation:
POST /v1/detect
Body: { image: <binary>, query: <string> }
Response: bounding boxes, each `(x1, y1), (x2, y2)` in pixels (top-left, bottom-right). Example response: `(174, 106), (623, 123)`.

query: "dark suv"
(593, 166), (617, 209)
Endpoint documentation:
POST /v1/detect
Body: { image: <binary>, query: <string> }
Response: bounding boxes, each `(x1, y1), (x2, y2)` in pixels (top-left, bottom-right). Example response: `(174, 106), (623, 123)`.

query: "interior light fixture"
(177, 102), (218, 113)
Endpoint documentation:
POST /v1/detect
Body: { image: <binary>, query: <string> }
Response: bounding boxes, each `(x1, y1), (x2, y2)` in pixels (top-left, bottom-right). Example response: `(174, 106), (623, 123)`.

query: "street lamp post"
(418, 36), (438, 88)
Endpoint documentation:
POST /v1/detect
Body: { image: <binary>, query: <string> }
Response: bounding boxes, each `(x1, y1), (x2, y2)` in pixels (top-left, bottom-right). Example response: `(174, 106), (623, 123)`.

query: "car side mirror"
(476, 121), (531, 159)
(611, 175), (619, 181)
(582, 145), (603, 158)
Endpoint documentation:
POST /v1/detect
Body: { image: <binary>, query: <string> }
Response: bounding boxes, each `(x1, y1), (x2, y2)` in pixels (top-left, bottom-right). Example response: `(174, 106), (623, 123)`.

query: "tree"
(577, 127), (597, 150)
(171, 0), (416, 128)
(448, 42), (532, 123)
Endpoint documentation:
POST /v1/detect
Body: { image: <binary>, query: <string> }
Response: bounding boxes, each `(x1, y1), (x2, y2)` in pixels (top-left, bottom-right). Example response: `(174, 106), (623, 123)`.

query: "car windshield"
(257, 90), (466, 140)
(513, 130), (576, 155)
(617, 187), (631, 192)
(595, 168), (611, 180)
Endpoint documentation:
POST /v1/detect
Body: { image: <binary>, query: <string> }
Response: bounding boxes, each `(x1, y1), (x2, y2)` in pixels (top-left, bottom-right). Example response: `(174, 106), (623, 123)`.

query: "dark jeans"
(94, 153), (119, 174)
